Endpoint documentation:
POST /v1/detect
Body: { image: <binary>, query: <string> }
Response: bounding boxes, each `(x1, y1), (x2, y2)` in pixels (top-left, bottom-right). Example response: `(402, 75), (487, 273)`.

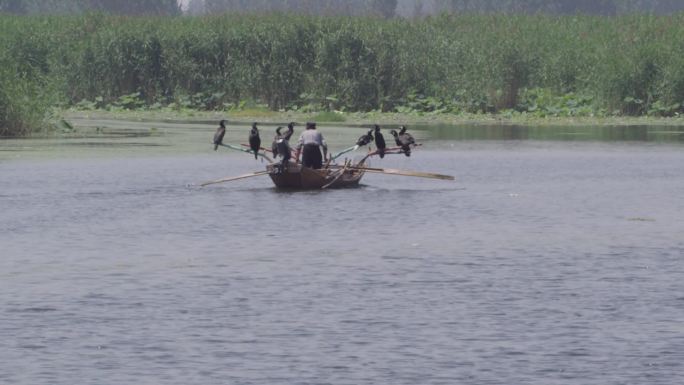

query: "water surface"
(1, 120), (683, 384)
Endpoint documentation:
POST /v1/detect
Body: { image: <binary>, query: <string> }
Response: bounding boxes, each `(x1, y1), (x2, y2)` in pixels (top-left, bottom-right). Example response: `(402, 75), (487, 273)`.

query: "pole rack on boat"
(218, 143), (273, 162)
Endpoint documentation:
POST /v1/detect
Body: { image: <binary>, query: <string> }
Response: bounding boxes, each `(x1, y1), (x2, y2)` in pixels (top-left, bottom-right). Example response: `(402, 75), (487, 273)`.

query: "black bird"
(356, 129), (374, 146)
(390, 128), (413, 157)
(399, 125), (415, 155)
(272, 126), (283, 158)
(213, 119), (227, 151)
(390, 129), (402, 146)
(285, 121), (295, 140)
(373, 124), (386, 158)
(249, 122), (261, 160)
(398, 125), (415, 144)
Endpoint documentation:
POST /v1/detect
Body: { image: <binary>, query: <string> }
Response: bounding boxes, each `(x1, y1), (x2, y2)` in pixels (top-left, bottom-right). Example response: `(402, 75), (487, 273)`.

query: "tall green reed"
(2, 12), (684, 136)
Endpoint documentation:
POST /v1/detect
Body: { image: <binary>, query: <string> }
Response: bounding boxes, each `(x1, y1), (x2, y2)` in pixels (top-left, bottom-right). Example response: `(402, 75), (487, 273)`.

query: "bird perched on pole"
(373, 124), (386, 158)
(249, 122), (261, 160)
(213, 119), (227, 151)
(272, 126), (283, 158)
(391, 126), (415, 157)
(399, 125), (415, 144)
(285, 121), (295, 139)
(356, 129), (374, 147)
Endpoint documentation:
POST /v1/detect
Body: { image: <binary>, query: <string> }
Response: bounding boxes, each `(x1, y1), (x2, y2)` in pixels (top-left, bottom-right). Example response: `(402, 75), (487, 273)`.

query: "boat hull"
(266, 162), (364, 189)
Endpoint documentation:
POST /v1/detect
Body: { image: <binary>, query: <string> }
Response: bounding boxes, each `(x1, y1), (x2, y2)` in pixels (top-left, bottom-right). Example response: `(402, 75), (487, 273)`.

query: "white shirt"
(297, 130), (327, 149)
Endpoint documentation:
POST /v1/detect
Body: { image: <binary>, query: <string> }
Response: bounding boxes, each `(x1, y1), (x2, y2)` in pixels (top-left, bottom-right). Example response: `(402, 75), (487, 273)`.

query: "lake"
(1, 119), (683, 384)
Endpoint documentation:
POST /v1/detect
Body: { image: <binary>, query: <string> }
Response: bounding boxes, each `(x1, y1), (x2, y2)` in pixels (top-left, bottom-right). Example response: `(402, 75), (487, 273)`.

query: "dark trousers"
(302, 144), (323, 169)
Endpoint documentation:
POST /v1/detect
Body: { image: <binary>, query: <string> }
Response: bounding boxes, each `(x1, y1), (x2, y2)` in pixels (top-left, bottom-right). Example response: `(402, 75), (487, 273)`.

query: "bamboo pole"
(218, 143), (273, 162)
(331, 145), (359, 160)
(200, 171), (270, 187)
(359, 144), (422, 163)
(330, 165), (454, 180)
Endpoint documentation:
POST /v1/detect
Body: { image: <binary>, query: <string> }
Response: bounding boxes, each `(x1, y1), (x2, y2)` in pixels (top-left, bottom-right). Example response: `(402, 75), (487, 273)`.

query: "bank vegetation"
(2, 12), (684, 136)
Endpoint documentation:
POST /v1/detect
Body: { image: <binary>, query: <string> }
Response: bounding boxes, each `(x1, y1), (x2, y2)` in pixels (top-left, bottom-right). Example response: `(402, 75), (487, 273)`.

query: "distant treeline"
(0, 0), (180, 15)
(197, 0), (398, 18)
(2, 13), (684, 135)
(3, 0), (684, 17)
(194, 0), (684, 17)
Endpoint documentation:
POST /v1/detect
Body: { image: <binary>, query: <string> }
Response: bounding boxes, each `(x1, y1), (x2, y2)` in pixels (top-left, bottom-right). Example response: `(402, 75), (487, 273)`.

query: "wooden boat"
(266, 161), (365, 189)
(201, 140), (454, 189)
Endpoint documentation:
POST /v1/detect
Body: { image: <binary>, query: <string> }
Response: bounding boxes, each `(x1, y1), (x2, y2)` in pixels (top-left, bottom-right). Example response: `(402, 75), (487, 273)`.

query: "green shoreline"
(5, 13), (684, 136)
(62, 109), (684, 129)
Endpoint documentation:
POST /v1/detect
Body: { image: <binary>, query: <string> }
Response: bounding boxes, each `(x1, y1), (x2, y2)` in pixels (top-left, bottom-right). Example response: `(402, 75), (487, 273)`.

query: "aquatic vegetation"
(0, 57), (56, 136)
(514, 88), (598, 117)
(2, 12), (684, 135)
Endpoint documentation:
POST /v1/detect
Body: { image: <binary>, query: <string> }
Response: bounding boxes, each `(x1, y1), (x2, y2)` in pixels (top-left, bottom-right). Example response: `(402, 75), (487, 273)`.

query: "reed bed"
(2, 12), (684, 135)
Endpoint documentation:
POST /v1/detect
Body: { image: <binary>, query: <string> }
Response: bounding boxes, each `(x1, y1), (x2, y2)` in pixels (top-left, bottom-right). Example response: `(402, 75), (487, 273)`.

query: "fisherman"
(296, 122), (327, 169)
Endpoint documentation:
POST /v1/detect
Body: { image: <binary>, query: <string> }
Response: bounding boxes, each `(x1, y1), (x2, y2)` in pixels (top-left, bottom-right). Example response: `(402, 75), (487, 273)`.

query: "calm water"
(1, 120), (684, 384)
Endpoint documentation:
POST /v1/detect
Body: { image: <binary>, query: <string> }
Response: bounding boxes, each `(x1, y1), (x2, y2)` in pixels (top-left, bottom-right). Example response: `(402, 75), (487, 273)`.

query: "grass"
(2, 13), (684, 136)
(310, 111), (347, 122)
(62, 108), (684, 130)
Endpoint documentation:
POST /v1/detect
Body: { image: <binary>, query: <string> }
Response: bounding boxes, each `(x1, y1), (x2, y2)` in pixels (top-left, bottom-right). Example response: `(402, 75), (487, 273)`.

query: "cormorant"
(391, 127), (413, 157)
(356, 129), (374, 146)
(285, 122), (295, 140)
(213, 120), (227, 151)
(390, 129), (401, 146)
(398, 125), (415, 144)
(276, 126), (293, 170)
(249, 122), (261, 159)
(272, 126), (283, 158)
(399, 125), (415, 154)
(373, 124), (386, 158)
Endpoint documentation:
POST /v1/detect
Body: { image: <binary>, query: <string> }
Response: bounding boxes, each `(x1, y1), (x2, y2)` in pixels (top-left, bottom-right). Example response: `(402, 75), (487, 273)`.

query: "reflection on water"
(419, 124), (684, 142)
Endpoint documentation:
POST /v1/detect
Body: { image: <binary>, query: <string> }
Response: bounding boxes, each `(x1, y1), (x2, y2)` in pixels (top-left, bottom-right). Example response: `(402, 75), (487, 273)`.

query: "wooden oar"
(200, 170), (270, 187)
(341, 166), (454, 180)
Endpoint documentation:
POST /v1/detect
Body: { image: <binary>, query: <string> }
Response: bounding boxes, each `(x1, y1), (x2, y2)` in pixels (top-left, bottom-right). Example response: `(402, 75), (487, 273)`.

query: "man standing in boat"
(296, 122), (327, 169)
